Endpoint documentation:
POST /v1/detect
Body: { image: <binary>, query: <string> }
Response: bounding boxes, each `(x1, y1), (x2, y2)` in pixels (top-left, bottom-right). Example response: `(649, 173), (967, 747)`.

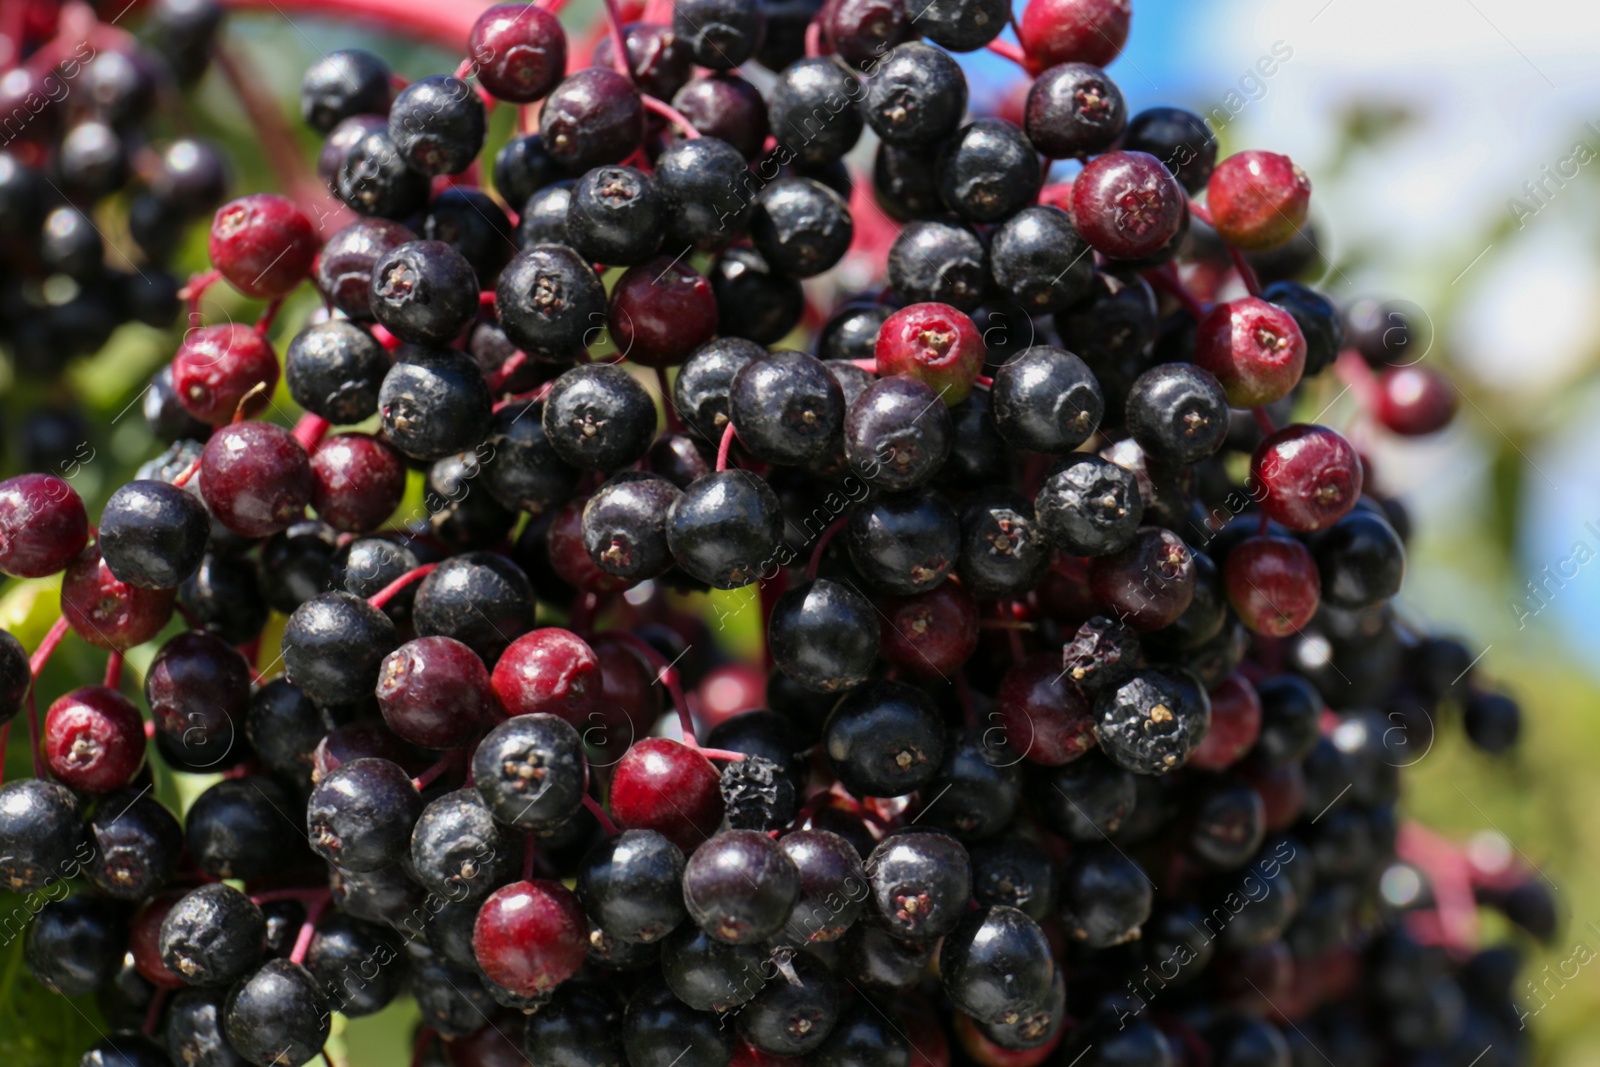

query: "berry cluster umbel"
(0, 0), (1530, 1066)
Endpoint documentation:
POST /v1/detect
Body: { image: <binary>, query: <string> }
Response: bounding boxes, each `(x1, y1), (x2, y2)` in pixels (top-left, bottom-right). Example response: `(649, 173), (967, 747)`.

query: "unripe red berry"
(1018, 0), (1131, 73)
(1206, 151), (1311, 252)
(1193, 297), (1306, 409)
(1224, 535), (1320, 637)
(1251, 423), (1363, 532)
(1377, 365), (1457, 437)
(874, 302), (985, 405)
(209, 193), (318, 299)
(0, 473), (89, 578)
(171, 324), (279, 425)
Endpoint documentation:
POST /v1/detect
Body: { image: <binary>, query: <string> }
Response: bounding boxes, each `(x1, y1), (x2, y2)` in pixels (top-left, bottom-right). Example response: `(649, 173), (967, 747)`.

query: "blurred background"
(4, 0), (1600, 1063)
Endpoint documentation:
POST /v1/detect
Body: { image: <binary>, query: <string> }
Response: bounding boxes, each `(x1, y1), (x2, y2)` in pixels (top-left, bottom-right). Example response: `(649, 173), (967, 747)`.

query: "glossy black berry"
(683, 828), (800, 943)
(282, 591), (399, 706)
(819, 303), (891, 363)
(160, 884), (266, 987)
(0, 779), (84, 892)
(285, 320), (389, 425)
(862, 42), (967, 147)
(379, 347), (493, 461)
(769, 578), (878, 694)
(567, 165), (663, 267)
(710, 246), (805, 343)
(957, 487), (1051, 598)
(1057, 844), (1152, 948)
(969, 835), (1055, 921)
(495, 133), (563, 209)
(24, 895), (127, 997)
(517, 183), (575, 247)
(845, 375), (954, 491)
(865, 829), (971, 941)
(578, 829), (687, 944)
(989, 206), (1095, 314)
(407, 789), (516, 905)
(666, 470), (785, 589)
(301, 49), (391, 134)
(1122, 106), (1217, 194)
(674, 0), (765, 69)
(846, 489), (960, 596)
(1094, 669), (1211, 775)
(728, 350), (844, 465)
(185, 778), (302, 880)
(306, 757), (422, 872)
(1125, 362), (1229, 465)
(825, 680), (945, 798)
(740, 949), (841, 1055)
(163, 987), (246, 1067)
(369, 240), (480, 346)
(98, 478), (210, 590)
(1465, 691), (1520, 755)
(991, 345), (1104, 454)
(888, 219), (989, 311)
(654, 136), (754, 252)
(940, 905), (1053, 1026)
(674, 338), (763, 441)
(1311, 509), (1405, 610)
(873, 142), (942, 222)
(336, 127), (431, 219)
(581, 473), (682, 582)
(751, 177), (854, 278)
(767, 58), (864, 168)
(480, 402), (582, 515)
(543, 363), (658, 471)
(1025, 62), (1126, 158)
(223, 959), (332, 1067)
(623, 976), (738, 1067)
(540, 69), (645, 171)
(471, 713), (587, 831)
(659, 923), (769, 1011)
(524, 983), (628, 1067)
(936, 119), (1042, 224)
(85, 789), (183, 899)
(389, 75), (486, 176)
(413, 552), (536, 663)
(304, 913), (406, 1018)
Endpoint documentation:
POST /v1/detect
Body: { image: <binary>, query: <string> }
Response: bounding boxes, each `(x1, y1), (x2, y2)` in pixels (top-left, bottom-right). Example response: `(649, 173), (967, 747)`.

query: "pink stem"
(104, 652), (123, 690)
(600, 0), (632, 78)
(807, 517), (847, 581)
(987, 38), (1028, 66)
(288, 895), (330, 965)
(292, 413), (331, 452)
(582, 793), (620, 836)
(1334, 349), (1383, 411)
(142, 986), (169, 1036)
(250, 887), (331, 904)
(1146, 264), (1209, 320)
(27, 617), (71, 779)
(604, 631), (695, 744)
(412, 748), (465, 792)
(656, 367), (683, 431)
(693, 747), (748, 762)
(1251, 406), (1277, 436)
(716, 422), (737, 472)
(522, 833), (538, 880)
(255, 296), (285, 335)
(642, 94), (702, 138)
(368, 563), (439, 609)
(1229, 247), (1263, 297)
(850, 360), (877, 373)
(485, 351), (529, 393)
(973, 375), (994, 389)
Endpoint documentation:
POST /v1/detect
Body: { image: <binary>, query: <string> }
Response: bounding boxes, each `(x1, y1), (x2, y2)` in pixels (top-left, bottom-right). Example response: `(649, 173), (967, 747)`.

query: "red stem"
(142, 986), (169, 1036)
(715, 422), (737, 472)
(1229, 247), (1263, 297)
(255, 296), (285, 335)
(1251, 406), (1277, 436)
(410, 1029), (439, 1067)
(582, 793), (620, 836)
(522, 833), (538, 881)
(604, 631), (695, 744)
(807, 517), (848, 581)
(368, 563), (439, 609)
(1334, 349), (1383, 411)
(104, 652), (123, 690)
(973, 375), (994, 389)
(1146, 264), (1209, 320)
(986, 38), (1028, 66)
(850, 359), (877, 373)
(250, 887), (332, 904)
(27, 617), (71, 778)
(288, 894), (330, 965)
(642, 94), (702, 138)
(180, 269), (220, 317)
(412, 747), (465, 792)
(171, 455), (202, 489)
(292, 413), (331, 453)
(692, 747), (748, 762)
(485, 351), (529, 393)
(600, 0), (632, 78)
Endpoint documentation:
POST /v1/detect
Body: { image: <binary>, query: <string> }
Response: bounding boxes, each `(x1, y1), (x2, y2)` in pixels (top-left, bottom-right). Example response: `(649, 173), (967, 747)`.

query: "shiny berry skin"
(1251, 423), (1363, 532)
(313, 219), (415, 322)
(414, 552), (537, 664)
(1024, 62), (1125, 158)
(1206, 151), (1312, 251)
(577, 828), (687, 944)
(729, 350), (844, 465)
(379, 348), (493, 462)
(160, 883), (265, 987)
(675, 0), (765, 68)
(1034, 454), (1143, 557)
(846, 489), (960, 596)
(1125, 363), (1229, 465)
(866, 829), (972, 942)
(684, 829), (801, 943)
(567, 165), (663, 267)
(1019, 0), (1130, 71)
(610, 738), (724, 852)
(525, 983), (628, 1067)
(989, 208), (1095, 315)
(540, 68), (646, 171)
(1376, 365), (1458, 436)
(146, 630), (251, 773)
(409, 789), (518, 907)
(60, 542), (177, 651)
(470, 4), (568, 103)
(821, 0), (910, 66)
(490, 627), (600, 724)
(1312, 508), (1405, 609)
(1188, 673), (1264, 772)
(778, 828), (868, 944)
(844, 375), (954, 491)
(388, 75), (485, 176)
(1088, 526), (1196, 631)
(862, 42), (968, 148)
(666, 471), (785, 590)
(1224, 535), (1320, 637)
(654, 137), (754, 253)
(470, 876), (592, 1004)
(592, 22), (693, 100)
(1122, 105), (1217, 194)
(608, 256), (719, 368)
(625, 976), (738, 1066)
(0, 473), (89, 577)
(738, 949), (840, 1056)
(171, 323), (279, 424)
(824, 680), (945, 798)
(370, 239), (480, 346)
(936, 119), (1041, 225)
(888, 219), (990, 310)
(991, 345), (1103, 453)
(222, 959), (331, 1067)
(306, 757), (423, 872)
(1070, 150), (1185, 260)
(751, 177), (854, 278)
(1032, 750), (1134, 843)
(43, 686), (145, 793)
(710, 246), (804, 344)
(209, 194), (317, 299)
(1093, 668), (1210, 775)
(878, 581), (978, 678)
(84, 790), (180, 901)
(579, 472), (680, 583)
(539, 367), (655, 474)
(0, 631), (27, 725)
(769, 578), (879, 694)
(25, 894), (128, 998)
(200, 420), (314, 538)
(876, 303), (986, 406)
(767, 58), (864, 169)
(98, 478), (210, 589)
(1194, 297), (1308, 409)
(959, 488), (1051, 599)
(1056, 844), (1150, 947)
(375, 636), (493, 749)
(496, 244), (607, 361)
(0, 778), (84, 893)
(941, 906), (1054, 1027)
(995, 652), (1094, 766)
(282, 591), (399, 705)
(309, 432), (406, 533)
(299, 47), (391, 133)
(285, 319), (390, 424)
(471, 712), (587, 832)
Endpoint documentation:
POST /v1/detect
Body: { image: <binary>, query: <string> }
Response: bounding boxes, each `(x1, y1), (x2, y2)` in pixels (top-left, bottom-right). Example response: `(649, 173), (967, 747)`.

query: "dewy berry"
(0, 0), (1537, 1064)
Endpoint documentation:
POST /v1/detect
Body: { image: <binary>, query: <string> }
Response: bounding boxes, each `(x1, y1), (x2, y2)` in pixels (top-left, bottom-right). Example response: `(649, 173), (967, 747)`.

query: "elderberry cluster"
(0, 0), (1539, 1066)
